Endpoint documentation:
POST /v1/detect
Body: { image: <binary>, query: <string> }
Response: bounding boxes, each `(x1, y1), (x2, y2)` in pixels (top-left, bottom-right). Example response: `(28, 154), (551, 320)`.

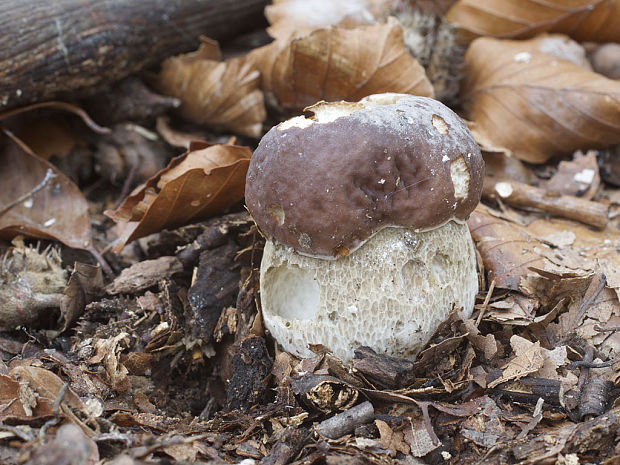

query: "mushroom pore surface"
(260, 221), (478, 362)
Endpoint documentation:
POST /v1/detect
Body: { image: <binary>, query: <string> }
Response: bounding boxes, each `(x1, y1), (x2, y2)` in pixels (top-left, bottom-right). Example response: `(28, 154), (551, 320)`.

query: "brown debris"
(187, 242), (242, 343)
(292, 373), (359, 413)
(84, 77), (181, 126)
(23, 424), (99, 465)
(225, 336), (273, 411)
(263, 426), (311, 465)
(483, 178), (608, 229)
(351, 347), (416, 389)
(106, 256), (183, 295)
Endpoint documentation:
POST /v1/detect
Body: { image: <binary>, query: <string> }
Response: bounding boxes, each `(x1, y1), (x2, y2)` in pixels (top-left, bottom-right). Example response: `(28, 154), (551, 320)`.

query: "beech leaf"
(446, 0), (620, 42)
(157, 39), (266, 138)
(249, 18), (434, 113)
(462, 35), (620, 163)
(0, 135), (93, 249)
(105, 141), (251, 250)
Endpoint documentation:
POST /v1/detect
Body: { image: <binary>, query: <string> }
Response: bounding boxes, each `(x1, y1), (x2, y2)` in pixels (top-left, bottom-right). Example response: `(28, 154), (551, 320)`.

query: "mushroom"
(245, 94), (484, 362)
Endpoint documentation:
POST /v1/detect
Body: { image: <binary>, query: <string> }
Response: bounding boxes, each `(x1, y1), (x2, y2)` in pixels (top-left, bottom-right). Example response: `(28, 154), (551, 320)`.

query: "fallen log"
(0, 0), (268, 110)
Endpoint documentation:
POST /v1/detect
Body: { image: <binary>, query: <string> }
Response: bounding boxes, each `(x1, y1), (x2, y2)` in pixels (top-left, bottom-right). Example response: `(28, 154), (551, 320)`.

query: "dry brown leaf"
(488, 337), (545, 388)
(57, 262), (104, 334)
(265, 0), (387, 40)
(470, 206), (611, 296)
(0, 134), (93, 249)
(157, 40), (266, 138)
(468, 208), (548, 292)
(249, 19), (434, 113)
(10, 365), (84, 410)
(89, 333), (131, 393)
(446, 0), (620, 42)
(0, 374), (54, 421)
(106, 256), (183, 295)
(544, 150), (600, 199)
(105, 141), (251, 250)
(463, 35), (620, 163)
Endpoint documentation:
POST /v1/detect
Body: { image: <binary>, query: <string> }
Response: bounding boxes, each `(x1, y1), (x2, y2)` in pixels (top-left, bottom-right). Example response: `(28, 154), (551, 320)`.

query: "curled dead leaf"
(249, 19), (434, 113)
(446, 0), (620, 42)
(462, 35), (620, 163)
(105, 142), (251, 251)
(157, 39), (266, 138)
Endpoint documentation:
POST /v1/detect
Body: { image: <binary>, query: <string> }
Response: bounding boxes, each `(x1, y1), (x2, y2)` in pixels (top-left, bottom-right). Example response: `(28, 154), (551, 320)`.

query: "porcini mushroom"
(245, 94), (484, 362)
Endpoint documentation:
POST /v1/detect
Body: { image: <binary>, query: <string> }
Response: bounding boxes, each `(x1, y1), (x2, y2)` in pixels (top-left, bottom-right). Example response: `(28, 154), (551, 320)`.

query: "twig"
(476, 278), (496, 327)
(315, 401), (375, 439)
(0, 168), (57, 217)
(415, 401), (441, 446)
(0, 101), (110, 134)
(86, 244), (113, 277)
(0, 424), (35, 442)
(575, 346), (594, 392)
(39, 382), (69, 439)
(568, 359), (615, 370)
(570, 274), (607, 333)
(594, 325), (620, 332)
(483, 179), (608, 229)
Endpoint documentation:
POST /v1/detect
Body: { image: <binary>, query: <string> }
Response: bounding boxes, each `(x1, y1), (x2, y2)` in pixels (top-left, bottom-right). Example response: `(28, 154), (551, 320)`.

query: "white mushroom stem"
(260, 221), (478, 362)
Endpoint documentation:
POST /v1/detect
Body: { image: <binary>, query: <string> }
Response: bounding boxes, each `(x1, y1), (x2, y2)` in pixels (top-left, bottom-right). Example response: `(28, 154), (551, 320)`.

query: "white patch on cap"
(450, 156), (470, 200)
(432, 114), (449, 134)
(267, 204), (285, 225)
(278, 115), (314, 130)
(574, 168), (595, 184)
(312, 102), (360, 123)
(361, 93), (408, 106)
(278, 101), (363, 130)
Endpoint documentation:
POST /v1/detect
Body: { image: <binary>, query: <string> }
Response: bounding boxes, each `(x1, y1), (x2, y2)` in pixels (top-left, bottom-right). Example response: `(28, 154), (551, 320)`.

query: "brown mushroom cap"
(245, 94), (484, 258)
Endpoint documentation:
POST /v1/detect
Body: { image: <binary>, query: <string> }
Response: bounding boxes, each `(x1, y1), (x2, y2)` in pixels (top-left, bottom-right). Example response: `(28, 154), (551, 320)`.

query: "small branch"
(476, 278), (496, 327)
(483, 179), (608, 229)
(575, 346), (594, 392)
(569, 359), (615, 370)
(316, 401), (375, 439)
(594, 325), (620, 332)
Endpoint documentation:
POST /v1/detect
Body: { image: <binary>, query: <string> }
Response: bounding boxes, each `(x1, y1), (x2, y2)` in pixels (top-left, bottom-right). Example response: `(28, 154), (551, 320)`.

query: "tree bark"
(0, 0), (269, 110)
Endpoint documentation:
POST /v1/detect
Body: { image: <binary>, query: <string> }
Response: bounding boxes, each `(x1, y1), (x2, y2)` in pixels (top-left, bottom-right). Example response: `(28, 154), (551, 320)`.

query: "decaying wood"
(511, 407), (620, 463)
(352, 346), (416, 389)
(292, 373), (359, 413)
(225, 336), (273, 411)
(316, 401), (375, 439)
(262, 427), (311, 465)
(0, 0), (269, 110)
(578, 377), (613, 420)
(483, 178), (609, 229)
(187, 242), (242, 343)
